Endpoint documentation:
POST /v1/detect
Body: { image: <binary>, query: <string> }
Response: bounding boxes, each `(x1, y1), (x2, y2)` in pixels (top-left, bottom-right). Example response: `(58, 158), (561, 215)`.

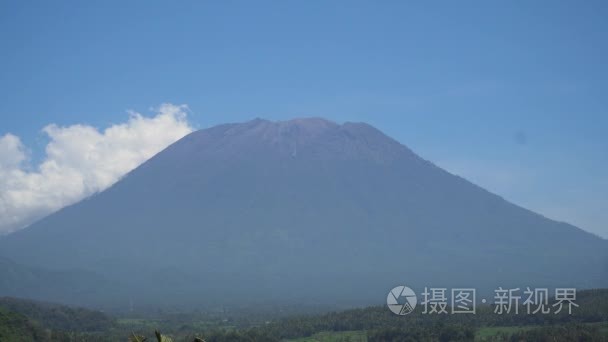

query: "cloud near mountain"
(0, 103), (193, 234)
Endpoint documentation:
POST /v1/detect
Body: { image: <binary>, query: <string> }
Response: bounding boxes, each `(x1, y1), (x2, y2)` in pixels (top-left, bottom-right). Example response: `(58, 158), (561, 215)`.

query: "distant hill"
(0, 296), (115, 341)
(0, 296), (114, 332)
(0, 307), (42, 341)
(0, 118), (606, 309)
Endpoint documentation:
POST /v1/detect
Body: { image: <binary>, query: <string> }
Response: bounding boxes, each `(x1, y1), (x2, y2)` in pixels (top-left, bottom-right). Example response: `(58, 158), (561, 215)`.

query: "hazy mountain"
(0, 256), (117, 307)
(0, 118), (606, 309)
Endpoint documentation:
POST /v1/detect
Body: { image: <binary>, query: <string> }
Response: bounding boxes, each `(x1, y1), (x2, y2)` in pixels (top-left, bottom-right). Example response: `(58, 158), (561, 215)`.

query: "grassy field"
(288, 330), (367, 342)
(285, 328), (531, 341)
(589, 321), (608, 335)
(285, 327), (534, 341)
(284, 323), (608, 342)
(474, 325), (536, 340)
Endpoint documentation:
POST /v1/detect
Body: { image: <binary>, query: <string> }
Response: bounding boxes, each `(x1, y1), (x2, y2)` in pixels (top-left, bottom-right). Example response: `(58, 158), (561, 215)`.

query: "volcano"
(1, 118), (606, 309)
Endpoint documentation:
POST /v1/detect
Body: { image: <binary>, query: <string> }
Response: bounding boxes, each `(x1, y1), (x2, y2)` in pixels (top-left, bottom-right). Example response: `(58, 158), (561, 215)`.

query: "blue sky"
(1, 1), (607, 237)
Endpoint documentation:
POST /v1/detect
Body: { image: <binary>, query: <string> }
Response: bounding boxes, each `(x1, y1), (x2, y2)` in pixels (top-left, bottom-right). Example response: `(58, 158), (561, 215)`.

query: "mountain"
(0, 118), (606, 309)
(0, 256), (119, 307)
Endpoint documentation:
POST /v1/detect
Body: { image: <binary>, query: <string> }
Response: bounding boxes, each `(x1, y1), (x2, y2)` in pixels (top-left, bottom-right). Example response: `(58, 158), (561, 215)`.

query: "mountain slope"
(0, 118), (606, 308)
(0, 256), (120, 307)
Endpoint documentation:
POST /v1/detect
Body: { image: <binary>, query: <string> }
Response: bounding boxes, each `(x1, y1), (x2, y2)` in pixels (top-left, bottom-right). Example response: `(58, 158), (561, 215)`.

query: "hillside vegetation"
(0, 289), (606, 341)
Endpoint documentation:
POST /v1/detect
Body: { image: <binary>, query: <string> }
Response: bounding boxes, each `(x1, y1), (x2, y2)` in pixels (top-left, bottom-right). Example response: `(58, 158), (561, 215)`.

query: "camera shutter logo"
(387, 286), (418, 315)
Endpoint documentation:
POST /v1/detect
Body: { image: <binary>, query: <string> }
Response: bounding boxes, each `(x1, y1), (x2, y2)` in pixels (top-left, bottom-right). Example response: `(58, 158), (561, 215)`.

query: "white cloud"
(0, 103), (194, 234)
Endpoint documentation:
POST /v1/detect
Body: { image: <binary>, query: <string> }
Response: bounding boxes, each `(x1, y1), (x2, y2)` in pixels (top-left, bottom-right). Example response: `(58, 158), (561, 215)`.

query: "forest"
(1, 289), (607, 341)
